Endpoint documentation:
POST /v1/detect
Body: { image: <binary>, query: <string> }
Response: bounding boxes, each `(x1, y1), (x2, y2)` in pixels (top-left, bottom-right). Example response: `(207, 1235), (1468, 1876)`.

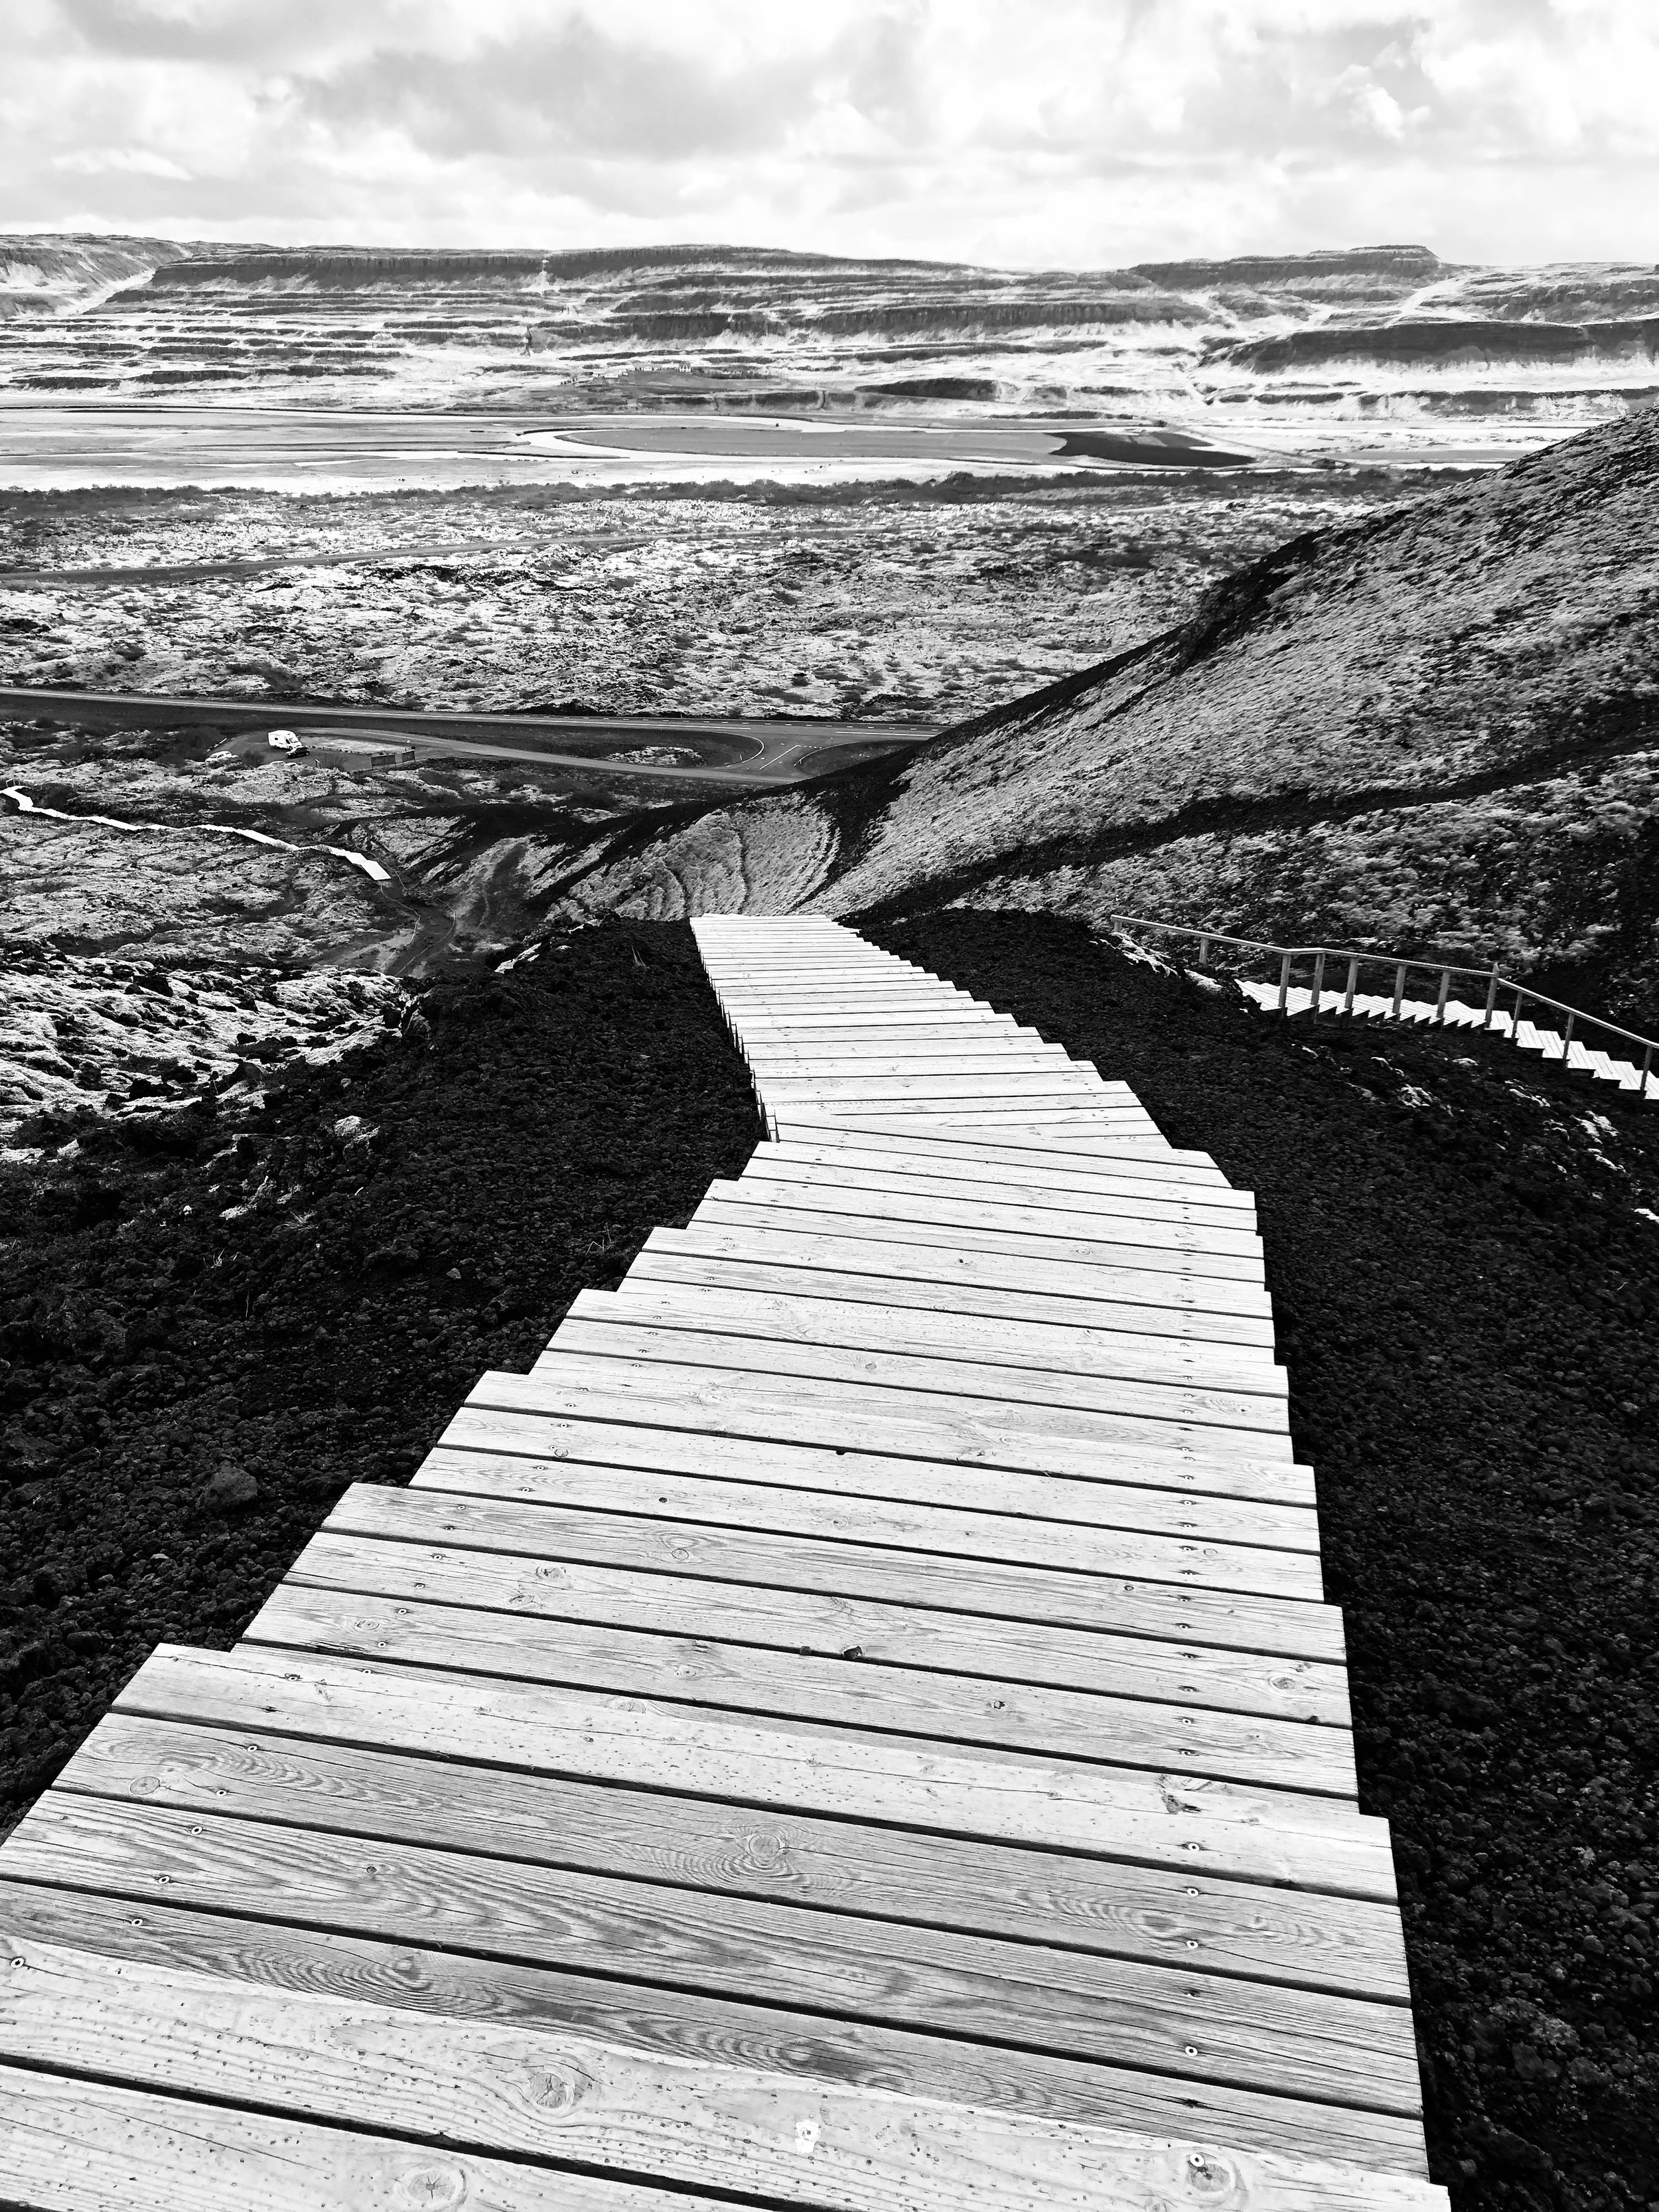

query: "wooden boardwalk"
(0, 916), (1446, 2212)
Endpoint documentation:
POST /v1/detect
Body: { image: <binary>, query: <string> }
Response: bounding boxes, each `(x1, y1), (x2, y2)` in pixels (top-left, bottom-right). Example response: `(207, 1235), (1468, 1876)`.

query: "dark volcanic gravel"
(0, 921), (758, 1836)
(868, 909), (1659, 2212)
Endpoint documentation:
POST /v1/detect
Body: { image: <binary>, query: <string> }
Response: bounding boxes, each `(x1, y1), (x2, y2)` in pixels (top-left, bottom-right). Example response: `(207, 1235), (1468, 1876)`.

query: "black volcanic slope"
(0, 923), (758, 1831)
(868, 911), (1659, 2212)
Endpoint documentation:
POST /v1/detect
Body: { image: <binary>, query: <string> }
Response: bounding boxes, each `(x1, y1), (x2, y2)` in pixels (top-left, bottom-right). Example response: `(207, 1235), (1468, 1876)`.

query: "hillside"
(540, 409), (1659, 1023)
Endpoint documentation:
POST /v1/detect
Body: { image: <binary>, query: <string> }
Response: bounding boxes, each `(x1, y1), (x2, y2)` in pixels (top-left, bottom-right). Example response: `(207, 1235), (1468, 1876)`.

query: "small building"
(296, 731), (417, 769)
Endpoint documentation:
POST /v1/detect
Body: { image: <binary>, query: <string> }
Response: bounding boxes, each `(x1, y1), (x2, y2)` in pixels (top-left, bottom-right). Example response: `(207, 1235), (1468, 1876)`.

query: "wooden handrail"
(1106, 911), (1659, 1076)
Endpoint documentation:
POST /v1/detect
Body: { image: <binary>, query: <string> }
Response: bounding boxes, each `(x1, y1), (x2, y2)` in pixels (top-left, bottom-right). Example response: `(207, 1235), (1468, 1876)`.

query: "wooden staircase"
(1236, 975), (1659, 1096)
(0, 916), (1447, 2212)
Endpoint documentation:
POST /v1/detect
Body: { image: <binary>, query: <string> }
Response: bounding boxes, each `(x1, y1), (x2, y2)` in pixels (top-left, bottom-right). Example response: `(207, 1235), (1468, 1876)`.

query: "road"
(0, 686), (942, 788)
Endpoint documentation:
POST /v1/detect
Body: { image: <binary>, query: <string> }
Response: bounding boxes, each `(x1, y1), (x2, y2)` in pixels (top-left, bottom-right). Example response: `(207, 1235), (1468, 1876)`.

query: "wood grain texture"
(739, 1153), (1261, 1243)
(745, 1041), (1068, 1067)
(268, 1547), (1356, 1798)
(0, 1894), (1441, 2195)
(551, 1305), (1295, 1443)
(0, 2063), (699, 2212)
(413, 1439), (1346, 1661)
(111, 1646), (1396, 1894)
(778, 1113), (1224, 1177)
(723, 1011), (1017, 1033)
(478, 1373), (1317, 1558)
(637, 1231), (1278, 1345)
(244, 1580), (1355, 1800)
(447, 1388), (1321, 1542)
(756, 1136), (1251, 1210)
(326, 1485), (1350, 1716)
(0, 1796), (1415, 2108)
(698, 1183), (1263, 1280)
(599, 1275), (1285, 1393)
(675, 1210), (1272, 1313)
(54, 1714), (1404, 1998)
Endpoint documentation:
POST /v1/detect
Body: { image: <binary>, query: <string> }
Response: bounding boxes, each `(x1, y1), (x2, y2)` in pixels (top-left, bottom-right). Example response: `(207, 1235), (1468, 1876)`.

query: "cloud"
(1, 0), (1656, 263)
(283, 17), (830, 163)
(52, 145), (192, 177)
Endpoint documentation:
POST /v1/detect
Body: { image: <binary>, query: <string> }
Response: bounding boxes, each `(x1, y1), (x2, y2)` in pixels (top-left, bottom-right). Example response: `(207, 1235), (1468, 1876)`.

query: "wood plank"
(737, 1155), (1259, 1244)
(627, 1240), (1277, 1350)
(277, 1537), (1353, 1792)
(245, 1581), (1354, 1800)
(109, 1646), (1396, 1893)
(601, 1275), (1285, 1395)
(641, 1230), (1283, 1327)
(470, 1376), (1320, 1556)
(4, 1794), (1412, 2109)
(751, 1064), (1086, 1089)
(780, 1094), (1147, 1116)
(741, 1023), (1053, 1046)
(724, 1173), (1260, 1262)
(745, 1034), (1039, 1054)
(793, 1114), (1220, 1172)
(772, 1118), (1227, 1181)
(752, 1057), (1119, 1084)
(691, 1195), (1267, 1292)
(650, 1220), (1274, 1318)
(570, 1284), (1286, 1405)
(722, 1010), (1017, 1032)
(57, 1713), (1402, 2000)
(0, 2063), (691, 2212)
(782, 1106), (1167, 1134)
(701, 1182), (1264, 1277)
(739, 1017), (1052, 1035)
(710, 939), (971, 956)
(515, 1354), (1308, 1506)
(325, 1485), (1348, 1719)
(0, 1893), (1443, 2197)
(757, 1138), (1255, 1213)
(545, 1311), (1296, 1450)
(758, 1090), (1128, 1114)
(717, 993), (993, 1014)
(747, 1050), (1082, 1075)
(460, 1372), (1317, 1516)
(415, 1437), (1345, 1661)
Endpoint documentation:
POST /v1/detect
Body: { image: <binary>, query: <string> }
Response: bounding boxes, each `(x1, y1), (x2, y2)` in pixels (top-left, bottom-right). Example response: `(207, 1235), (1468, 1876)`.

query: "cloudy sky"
(5, 0), (1656, 269)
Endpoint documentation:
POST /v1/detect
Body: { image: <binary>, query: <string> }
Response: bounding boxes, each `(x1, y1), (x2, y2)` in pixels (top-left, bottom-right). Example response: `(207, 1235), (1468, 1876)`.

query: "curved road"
(0, 686), (942, 788)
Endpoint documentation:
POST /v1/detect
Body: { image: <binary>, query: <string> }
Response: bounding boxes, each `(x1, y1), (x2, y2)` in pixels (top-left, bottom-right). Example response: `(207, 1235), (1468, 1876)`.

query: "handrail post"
(1100, 913), (1657, 1091)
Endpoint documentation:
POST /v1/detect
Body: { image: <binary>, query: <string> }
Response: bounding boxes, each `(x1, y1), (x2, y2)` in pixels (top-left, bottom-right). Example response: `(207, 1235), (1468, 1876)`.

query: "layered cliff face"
(9, 236), (1659, 453)
(538, 409), (1659, 1019)
(0, 234), (210, 321)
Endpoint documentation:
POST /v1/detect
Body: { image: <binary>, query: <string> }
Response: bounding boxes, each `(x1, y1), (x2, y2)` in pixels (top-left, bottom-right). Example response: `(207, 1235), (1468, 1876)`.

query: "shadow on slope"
(536, 411), (1659, 1027)
(871, 911), (1659, 2212)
